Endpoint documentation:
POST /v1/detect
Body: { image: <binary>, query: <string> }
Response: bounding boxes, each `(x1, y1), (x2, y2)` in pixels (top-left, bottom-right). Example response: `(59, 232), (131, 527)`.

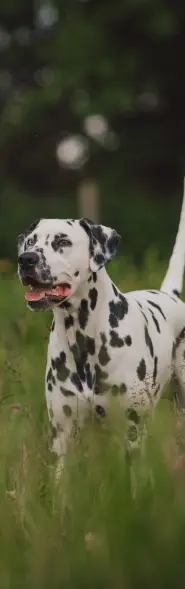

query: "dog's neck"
(53, 267), (115, 331)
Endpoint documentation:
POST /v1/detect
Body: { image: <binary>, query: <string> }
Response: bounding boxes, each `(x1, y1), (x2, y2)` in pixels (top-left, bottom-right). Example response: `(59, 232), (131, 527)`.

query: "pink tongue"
(25, 285), (71, 302)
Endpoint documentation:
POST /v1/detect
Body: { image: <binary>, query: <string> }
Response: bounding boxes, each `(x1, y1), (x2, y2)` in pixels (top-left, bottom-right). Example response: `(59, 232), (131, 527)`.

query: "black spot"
(75, 330), (95, 356)
(88, 272), (97, 283)
(147, 300), (166, 320)
(125, 335), (132, 346)
(144, 325), (154, 358)
(137, 301), (143, 309)
(46, 367), (56, 385)
(74, 270), (79, 277)
(109, 298), (126, 327)
(71, 332), (92, 384)
(109, 300), (126, 321)
(48, 383), (53, 392)
(112, 282), (119, 296)
(109, 330), (124, 348)
(59, 300), (71, 310)
(80, 219), (119, 268)
(80, 355), (89, 382)
(89, 287), (98, 311)
(64, 315), (74, 330)
(86, 363), (93, 389)
(95, 405), (106, 418)
(137, 359), (146, 380)
(71, 373), (83, 392)
(172, 341), (176, 360)
(153, 356), (158, 386)
(51, 320), (55, 332)
(47, 367), (52, 382)
(94, 364), (109, 394)
(60, 386), (75, 397)
(67, 220), (73, 226)
(55, 352), (70, 382)
(149, 309), (161, 333)
(70, 343), (79, 363)
(93, 225), (107, 250)
(54, 351), (65, 370)
(63, 405), (72, 417)
(94, 253), (104, 266)
(86, 336), (95, 355)
(76, 330), (86, 352)
(121, 383), (127, 393)
(51, 425), (57, 439)
(107, 232), (120, 256)
(119, 294), (129, 315)
(109, 313), (118, 328)
(147, 290), (159, 295)
(78, 299), (89, 330)
(112, 383), (127, 396)
(173, 289), (180, 298)
(141, 311), (148, 324)
(77, 350), (88, 382)
(51, 233), (72, 252)
(126, 408), (140, 424)
(98, 333), (111, 366)
(137, 302), (148, 323)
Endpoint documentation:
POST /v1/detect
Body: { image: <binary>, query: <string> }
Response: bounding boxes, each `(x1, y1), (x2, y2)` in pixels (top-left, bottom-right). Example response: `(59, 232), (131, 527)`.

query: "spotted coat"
(17, 185), (185, 469)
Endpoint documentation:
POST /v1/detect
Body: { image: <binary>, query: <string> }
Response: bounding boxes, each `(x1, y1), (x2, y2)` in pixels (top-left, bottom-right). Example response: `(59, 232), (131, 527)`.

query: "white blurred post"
(77, 179), (99, 222)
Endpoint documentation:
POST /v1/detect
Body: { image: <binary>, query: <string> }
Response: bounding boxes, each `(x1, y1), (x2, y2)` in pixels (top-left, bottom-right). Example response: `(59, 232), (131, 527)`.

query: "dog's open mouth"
(25, 280), (71, 304)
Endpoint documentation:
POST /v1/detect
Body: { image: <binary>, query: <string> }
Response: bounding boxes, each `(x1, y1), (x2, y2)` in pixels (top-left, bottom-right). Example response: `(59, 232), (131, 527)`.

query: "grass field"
(1, 251), (185, 589)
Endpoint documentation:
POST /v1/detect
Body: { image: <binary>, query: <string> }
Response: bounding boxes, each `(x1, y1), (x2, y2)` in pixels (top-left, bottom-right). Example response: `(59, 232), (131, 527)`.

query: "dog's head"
(17, 218), (120, 311)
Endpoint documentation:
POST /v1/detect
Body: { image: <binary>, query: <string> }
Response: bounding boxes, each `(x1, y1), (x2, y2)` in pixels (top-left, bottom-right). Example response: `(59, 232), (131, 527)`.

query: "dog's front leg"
(49, 391), (91, 479)
(51, 423), (73, 479)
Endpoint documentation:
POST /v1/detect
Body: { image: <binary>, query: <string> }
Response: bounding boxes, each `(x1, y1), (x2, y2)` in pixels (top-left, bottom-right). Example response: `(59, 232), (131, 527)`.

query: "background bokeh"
(1, 0), (185, 262)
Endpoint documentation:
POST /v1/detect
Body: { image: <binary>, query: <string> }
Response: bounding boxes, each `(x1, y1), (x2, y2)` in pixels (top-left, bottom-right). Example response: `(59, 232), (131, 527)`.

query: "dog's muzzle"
(18, 251), (72, 311)
(18, 252), (39, 285)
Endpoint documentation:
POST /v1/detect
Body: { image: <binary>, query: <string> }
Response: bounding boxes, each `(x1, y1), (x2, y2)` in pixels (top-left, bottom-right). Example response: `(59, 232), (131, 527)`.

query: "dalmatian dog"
(17, 181), (185, 469)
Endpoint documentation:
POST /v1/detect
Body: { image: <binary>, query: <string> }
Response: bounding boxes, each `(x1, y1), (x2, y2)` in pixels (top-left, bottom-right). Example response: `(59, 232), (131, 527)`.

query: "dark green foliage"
(0, 0), (185, 260)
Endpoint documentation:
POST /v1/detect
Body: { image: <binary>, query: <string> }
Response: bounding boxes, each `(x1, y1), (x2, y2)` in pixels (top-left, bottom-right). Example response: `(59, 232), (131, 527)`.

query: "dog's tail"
(161, 179), (185, 298)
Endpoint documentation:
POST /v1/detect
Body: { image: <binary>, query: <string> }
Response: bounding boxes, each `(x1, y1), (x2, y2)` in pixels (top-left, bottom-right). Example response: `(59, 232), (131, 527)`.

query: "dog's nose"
(18, 252), (39, 270)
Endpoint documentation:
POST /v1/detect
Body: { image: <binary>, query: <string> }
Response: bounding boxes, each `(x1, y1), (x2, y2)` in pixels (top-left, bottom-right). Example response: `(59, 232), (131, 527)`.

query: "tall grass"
(1, 251), (185, 589)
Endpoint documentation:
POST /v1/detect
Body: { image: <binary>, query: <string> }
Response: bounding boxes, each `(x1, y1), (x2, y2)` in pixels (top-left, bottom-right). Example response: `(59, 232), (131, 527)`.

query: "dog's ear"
(80, 218), (121, 271)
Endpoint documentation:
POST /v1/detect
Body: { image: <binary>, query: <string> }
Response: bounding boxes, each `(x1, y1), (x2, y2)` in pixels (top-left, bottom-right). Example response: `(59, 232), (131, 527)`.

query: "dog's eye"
(60, 239), (72, 247)
(27, 237), (35, 247)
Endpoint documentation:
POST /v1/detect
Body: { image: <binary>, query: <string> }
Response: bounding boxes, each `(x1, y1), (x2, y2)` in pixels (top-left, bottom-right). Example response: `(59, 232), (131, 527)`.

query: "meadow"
(1, 251), (185, 589)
